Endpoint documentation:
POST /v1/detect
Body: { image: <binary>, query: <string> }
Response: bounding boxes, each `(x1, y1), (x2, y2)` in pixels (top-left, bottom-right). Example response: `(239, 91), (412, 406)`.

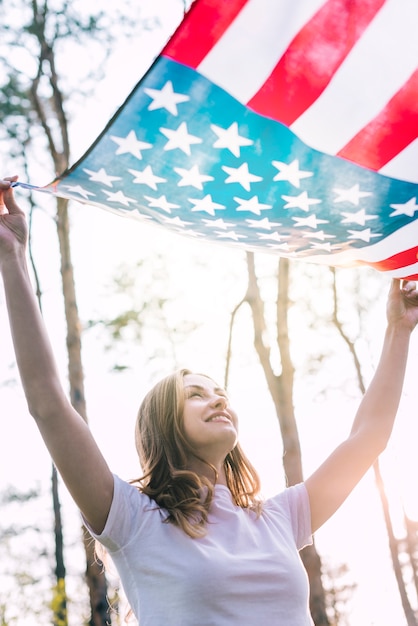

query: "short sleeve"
(265, 482), (312, 550)
(83, 474), (155, 553)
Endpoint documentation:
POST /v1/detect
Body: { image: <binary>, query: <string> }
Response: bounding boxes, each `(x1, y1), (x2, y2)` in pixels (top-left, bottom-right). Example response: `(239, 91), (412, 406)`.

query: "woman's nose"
(210, 394), (227, 409)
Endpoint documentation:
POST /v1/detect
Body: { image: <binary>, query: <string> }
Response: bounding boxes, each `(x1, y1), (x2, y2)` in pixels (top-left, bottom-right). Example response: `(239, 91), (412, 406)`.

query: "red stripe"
(247, 0), (385, 125)
(162, 0), (249, 69)
(361, 245), (418, 273)
(337, 69), (418, 170)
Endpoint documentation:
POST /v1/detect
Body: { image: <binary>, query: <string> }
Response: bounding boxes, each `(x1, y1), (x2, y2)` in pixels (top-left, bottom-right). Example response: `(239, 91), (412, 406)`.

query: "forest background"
(0, 0), (418, 624)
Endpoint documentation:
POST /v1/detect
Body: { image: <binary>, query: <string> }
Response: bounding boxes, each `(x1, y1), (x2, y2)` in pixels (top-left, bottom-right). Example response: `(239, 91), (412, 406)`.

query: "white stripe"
(305, 219), (418, 267)
(197, 0), (326, 103)
(378, 138), (418, 183)
(291, 0), (418, 155)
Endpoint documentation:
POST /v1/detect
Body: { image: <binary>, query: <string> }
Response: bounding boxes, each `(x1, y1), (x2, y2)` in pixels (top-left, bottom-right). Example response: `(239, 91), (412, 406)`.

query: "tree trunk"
(52, 464), (67, 626)
(373, 461), (418, 626)
(245, 253), (329, 625)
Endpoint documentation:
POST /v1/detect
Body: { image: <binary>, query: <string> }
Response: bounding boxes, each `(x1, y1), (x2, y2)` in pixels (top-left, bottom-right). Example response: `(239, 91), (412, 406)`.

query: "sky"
(1, 1), (418, 624)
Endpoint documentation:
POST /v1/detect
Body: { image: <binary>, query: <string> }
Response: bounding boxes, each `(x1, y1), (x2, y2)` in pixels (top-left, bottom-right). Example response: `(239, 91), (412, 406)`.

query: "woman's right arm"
(0, 178), (114, 534)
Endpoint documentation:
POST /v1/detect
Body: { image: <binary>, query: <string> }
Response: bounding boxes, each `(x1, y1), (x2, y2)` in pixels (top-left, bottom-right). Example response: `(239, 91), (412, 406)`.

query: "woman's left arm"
(305, 279), (418, 533)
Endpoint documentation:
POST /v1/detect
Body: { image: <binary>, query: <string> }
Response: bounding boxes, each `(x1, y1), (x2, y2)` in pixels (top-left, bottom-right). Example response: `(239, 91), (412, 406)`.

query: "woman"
(1, 175), (418, 625)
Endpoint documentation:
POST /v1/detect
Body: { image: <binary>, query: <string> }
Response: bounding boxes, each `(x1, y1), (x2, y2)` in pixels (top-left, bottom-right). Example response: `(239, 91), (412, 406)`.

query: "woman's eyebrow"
(184, 384), (228, 396)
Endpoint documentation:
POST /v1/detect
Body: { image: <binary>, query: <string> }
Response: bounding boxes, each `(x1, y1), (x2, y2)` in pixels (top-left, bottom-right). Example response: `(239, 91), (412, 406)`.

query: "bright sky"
(1, 1), (418, 624)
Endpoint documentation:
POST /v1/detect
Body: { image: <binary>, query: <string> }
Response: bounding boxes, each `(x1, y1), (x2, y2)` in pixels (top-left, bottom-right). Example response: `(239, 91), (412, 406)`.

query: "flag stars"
(333, 184), (372, 205)
(272, 159), (313, 188)
(160, 121), (202, 155)
(257, 232), (288, 243)
(214, 230), (247, 241)
(83, 168), (121, 187)
(144, 80), (190, 115)
(234, 196), (272, 215)
(347, 228), (381, 243)
(62, 184), (95, 199)
(188, 195), (225, 216)
(144, 194), (180, 213)
(202, 218), (235, 229)
(340, 208), (377, 226)
(174, 164), (214, 189)
(246, 217), (281, 230)
(128, 166), (166, 190)
(210, 122), (253, 157)
(222, 162), (262, 191)
(302, 230), (335, 241)
(110, 130), (153, 159)
(102, 189), (136, 207)
(282, 191), (321, 212)
(389, 197), (418, 218)
(292, 215), (328, 229)
(161, 215), (193, 228)
(309, 242), (335, 252)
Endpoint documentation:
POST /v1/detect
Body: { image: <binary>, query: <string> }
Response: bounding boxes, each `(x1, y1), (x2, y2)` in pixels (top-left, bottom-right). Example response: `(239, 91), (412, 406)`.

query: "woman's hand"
(0, 177), (28, 263)
(387, 278), (418, 331)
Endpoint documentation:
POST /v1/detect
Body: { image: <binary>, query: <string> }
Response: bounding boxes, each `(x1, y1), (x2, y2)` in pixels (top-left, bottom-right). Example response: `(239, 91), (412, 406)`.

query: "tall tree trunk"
(244, 253), (329, 625)
(52, 464), (67, 626)
(373, 461), (418, 626)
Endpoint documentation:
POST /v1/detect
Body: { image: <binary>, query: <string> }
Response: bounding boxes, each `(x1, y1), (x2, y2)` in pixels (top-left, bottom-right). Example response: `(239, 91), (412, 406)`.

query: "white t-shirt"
(88, 475), (313, 625)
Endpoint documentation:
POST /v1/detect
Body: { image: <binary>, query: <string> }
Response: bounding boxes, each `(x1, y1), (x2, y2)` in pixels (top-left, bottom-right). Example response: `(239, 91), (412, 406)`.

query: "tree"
(330, 267), (418, 626)
(226, 253), (330, 625)
(0, 1), (165, 623)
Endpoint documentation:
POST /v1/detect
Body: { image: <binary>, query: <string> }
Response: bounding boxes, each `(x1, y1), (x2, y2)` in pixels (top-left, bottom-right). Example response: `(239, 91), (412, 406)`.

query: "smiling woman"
(2, 177), (418, 625)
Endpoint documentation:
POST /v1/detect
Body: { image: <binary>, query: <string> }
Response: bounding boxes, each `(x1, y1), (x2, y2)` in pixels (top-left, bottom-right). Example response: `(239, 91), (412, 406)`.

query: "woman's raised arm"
(305, 278), (418, 533)
(0, 178), (114, 534)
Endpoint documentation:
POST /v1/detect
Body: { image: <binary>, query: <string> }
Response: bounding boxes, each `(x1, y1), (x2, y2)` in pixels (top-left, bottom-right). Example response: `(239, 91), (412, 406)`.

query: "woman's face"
(181, 373), (238, 462)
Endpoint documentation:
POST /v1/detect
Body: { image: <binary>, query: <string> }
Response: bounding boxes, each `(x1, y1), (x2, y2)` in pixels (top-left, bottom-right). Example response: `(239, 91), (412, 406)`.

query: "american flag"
(16, 0), (418, 278)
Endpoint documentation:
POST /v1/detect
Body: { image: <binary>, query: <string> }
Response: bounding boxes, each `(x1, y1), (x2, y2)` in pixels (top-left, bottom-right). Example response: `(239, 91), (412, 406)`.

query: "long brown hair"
(133, 368), (261, 537)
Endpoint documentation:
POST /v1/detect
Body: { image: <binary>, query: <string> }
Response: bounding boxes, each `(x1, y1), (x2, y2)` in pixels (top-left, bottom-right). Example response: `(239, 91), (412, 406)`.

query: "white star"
(222, 163), (262, 191)
(292, 215), (328, 228)
(83, 168), (121, 187)
(144, 194), (180, 214)
(272, 159), (313, 188)
(211, 122), (253, 157)
(282, 191), (321, 212)
(214, 230), (246, 241)
(234, 196), (272, 215)
(340, 209), (377, 226)
(389, 197), (418, 218)
(310, 242), (334, 252)
(333, 184), (372, 205)
(246, 217), (281, 230)
(189, 195), (225, 216)
(266, 242), (292, 252)
(182, 229), (205, 238)
(160, 122), (202, 155)
(174, 165), (214, 189)
(257, 232), (288, 242)
(128, 166), (166, 190)
(347, 228), (381, 243)
(161, 215), (192, 227)
(144, 81), (189, 115)
(63, 185), (95, 199)
(202, 218), (235, 229)
(102, 190), (136, 207)
(302, 230), (335, 241)
(110, 130), (153, 159)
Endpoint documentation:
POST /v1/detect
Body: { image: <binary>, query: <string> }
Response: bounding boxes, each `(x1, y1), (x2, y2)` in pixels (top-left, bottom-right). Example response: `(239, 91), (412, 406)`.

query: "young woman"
(1, 176), (418, 625)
